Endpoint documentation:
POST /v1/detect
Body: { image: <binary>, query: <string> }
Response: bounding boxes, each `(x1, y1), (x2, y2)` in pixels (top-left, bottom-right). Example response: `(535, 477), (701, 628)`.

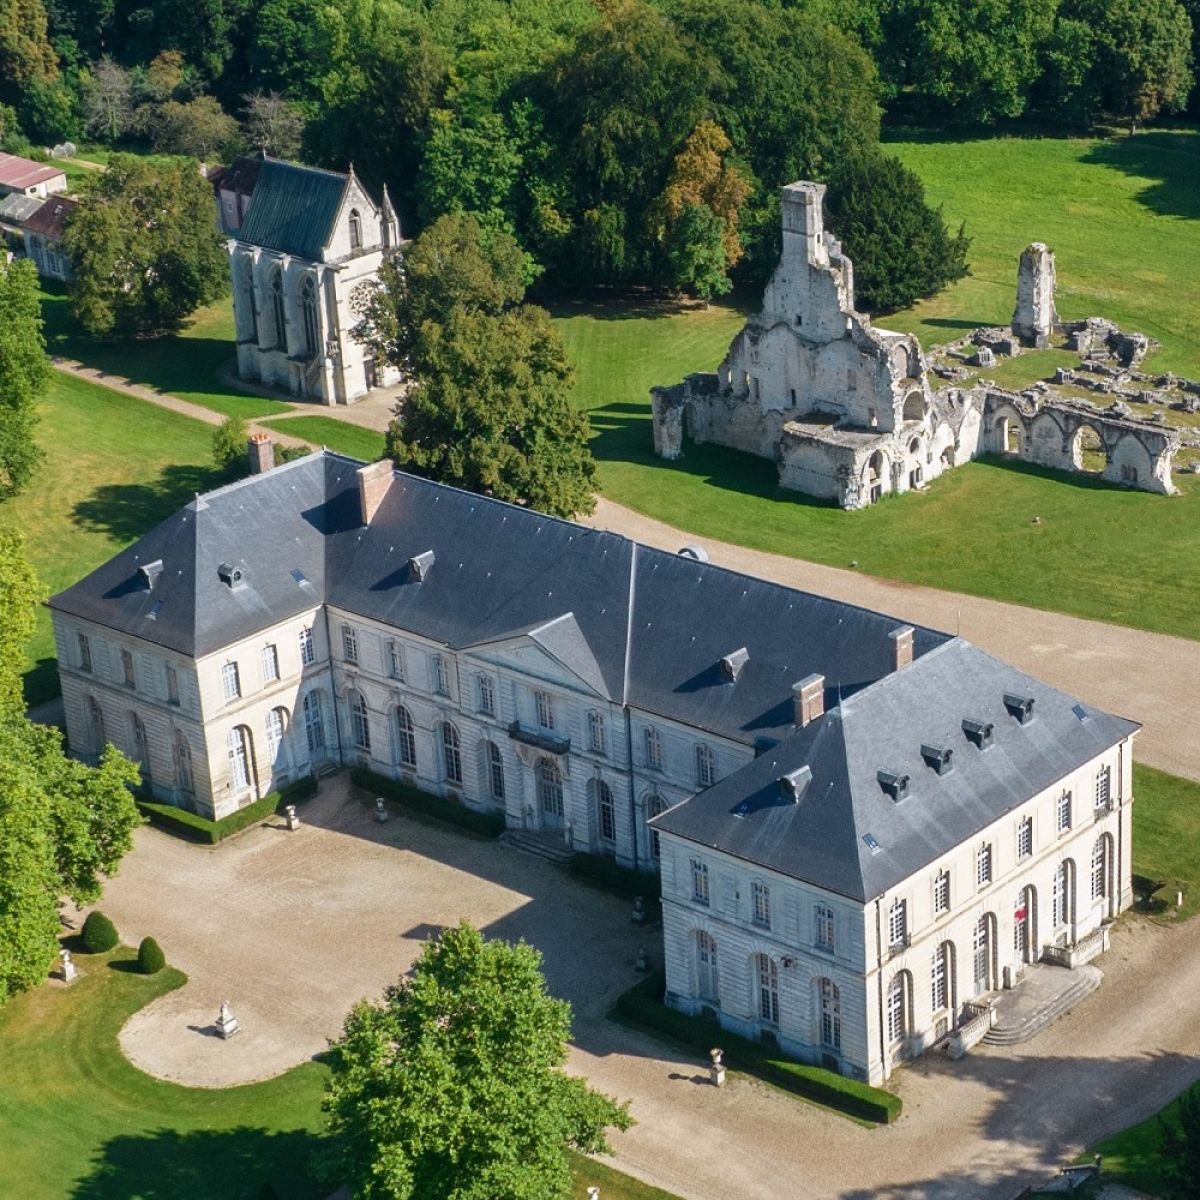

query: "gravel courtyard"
(94, 775), (1200, 1200)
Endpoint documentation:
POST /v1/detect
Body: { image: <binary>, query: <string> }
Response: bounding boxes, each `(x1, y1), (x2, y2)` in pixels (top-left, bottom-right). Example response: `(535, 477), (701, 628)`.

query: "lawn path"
(585, 496), (1200, 784)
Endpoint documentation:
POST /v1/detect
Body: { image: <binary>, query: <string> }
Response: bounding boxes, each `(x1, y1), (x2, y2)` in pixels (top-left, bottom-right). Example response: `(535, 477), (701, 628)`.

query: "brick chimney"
(357, 459), (393, 525)
(247, 432), (274, 474)
(889, 625), (914, 671)
(793, 673), (825, 727)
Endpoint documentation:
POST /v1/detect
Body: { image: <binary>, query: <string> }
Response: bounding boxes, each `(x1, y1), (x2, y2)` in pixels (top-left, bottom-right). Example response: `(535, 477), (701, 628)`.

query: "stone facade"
(1012, 242), (1059, 347)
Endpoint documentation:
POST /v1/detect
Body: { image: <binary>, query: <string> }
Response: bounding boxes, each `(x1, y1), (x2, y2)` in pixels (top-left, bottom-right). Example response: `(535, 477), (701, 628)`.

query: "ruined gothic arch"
(1071, 422), (1109, 473)
(992, 406), (1025, 455)
(902, 391), (927, 424)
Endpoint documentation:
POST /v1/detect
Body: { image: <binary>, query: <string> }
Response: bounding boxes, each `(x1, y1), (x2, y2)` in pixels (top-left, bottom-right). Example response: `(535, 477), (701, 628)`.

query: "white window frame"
(227, 726), (250, 790)
(299, 625), (315, 666)
(588, 710), (607, 755)
(388, 639), (405, 681)
(931, 946), (948, 1012)
(691, 859), (710, 906)
(976, 842), (992, 888)
(1017, 815), (1033, 859)
(1057, 789), (1072, 833)
(696, 743), (716, 788)
(441, 722), (463, 784)
(341, 624), (358, 664)
(887, 975), (906, 1043)
(933, 869), (951, 915)
(1091, 838), (1105, 900)
(644, 725), (663, 771)
(222, 661), (241, 702)
(394, 705), (416, 768)
(751, 881), (771, 929)
(433, 653), (450, 696)
(122, 649), (136, 689)
(486, 741), (505, 801)
(597, 780), (616, 843)
(77, 632), (92, 673)
(260, 642), (280, 684)
(814, 904), (835, 952)
(1095, 765), (1111, 812)
(535, 689), (554, 731)
(350, 691), (370, 751)
(887, 898), (907, 949)
(477, 673), (495, 717)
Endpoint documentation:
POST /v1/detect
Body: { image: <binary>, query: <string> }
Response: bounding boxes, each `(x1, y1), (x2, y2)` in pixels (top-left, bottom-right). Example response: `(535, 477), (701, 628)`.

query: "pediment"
(460, 614), (613, 700)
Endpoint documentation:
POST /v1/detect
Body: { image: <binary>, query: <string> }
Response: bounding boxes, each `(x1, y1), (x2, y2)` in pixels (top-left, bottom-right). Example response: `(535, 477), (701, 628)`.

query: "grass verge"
(137, 776), (318, 845)
(1131, 764), (1200, 922)
(350, 766), (506, 837)
(260, 415), (387, 462)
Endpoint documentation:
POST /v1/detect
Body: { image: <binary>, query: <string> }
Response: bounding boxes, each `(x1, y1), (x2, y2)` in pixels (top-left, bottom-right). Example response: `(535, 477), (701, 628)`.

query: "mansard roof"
(24, 195), (77, 239)
(236, 157), (353, 260)
(652, 639), (1139, 902)
(49, 452), (953, 748)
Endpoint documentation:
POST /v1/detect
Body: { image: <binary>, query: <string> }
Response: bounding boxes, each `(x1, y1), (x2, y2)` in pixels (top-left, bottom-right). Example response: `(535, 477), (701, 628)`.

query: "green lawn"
(1131, 764), (1200, 921)
(0, 942), (679, 1200)
(261, 415), (387, 462)
(0, 371), (226, 704)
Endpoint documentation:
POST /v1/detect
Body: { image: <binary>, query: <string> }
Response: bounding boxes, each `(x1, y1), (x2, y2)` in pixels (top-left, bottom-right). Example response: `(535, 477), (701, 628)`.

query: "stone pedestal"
(216, 1001), (241, 1039)
(374, 798), (389, 824)
(709, 1048), (726, 1087)
(285, 804), (299, 831)
(59, 949), (77, 983)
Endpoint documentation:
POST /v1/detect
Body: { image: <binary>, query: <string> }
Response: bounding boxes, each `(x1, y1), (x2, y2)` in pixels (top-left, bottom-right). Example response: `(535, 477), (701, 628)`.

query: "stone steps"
(499, 828), (575, 867)
(982, 966), (1101, 1046)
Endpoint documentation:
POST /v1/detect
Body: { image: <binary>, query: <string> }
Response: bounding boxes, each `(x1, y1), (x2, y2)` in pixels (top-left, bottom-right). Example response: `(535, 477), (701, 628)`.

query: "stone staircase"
(499, 828), (575, 867)
(982, 964), (1102, 1046)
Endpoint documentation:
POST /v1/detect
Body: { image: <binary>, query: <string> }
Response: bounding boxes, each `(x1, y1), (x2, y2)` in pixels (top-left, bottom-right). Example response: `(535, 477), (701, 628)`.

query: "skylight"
(863, 833), (881, 854)
(291, 568), (307, 584)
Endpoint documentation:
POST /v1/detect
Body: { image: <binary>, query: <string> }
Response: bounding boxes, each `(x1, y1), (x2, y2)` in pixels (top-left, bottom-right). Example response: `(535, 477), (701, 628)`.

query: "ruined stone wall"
(1012, 243), (1059, 346)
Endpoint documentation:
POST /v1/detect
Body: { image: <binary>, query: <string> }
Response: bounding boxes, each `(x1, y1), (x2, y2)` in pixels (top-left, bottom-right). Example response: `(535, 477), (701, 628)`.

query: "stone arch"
(1030, 409), (1067, 460)
(348, 208), (362, 251)
(695, 929), (719, 1004)
(588, 777), (617, 853)
(991, 405), (1025, 456)
(902, 390), (927, 424)
(265, 705), (290, 779)
(932, 940), (956, 1021)
(906, 436), (924, 489)
(300, 275), (320, 361)
(226, 724), (259, 799)
(864, 448), (890, 503)
(302, 689), (329, 762)
(270, 266), (286, 350)
(1109, 433), (1153, 488)
(1072, 422), (1109, 473)
(438, 720), (462, 784)
(972, 912), (998, 996)
(886, 969), (913, 1046)
(751, 951), (780, 1027)
(391, 702), (417, 769)
(1091, 833), (1116, 918)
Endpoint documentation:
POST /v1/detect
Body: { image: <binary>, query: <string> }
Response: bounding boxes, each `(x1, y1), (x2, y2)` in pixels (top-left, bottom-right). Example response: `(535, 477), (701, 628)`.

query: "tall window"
(1052, 861), (1070, 928)
(752, 881), (771, 929)
(886, 975), (907, 1043)
(820, 979), (841, 1049)
(349, 209), (362, 250)
(388, 640), (405, 681)
(222, 661), (241, 702)
(271, 269), (286, 348)
(1091, 839), (1106, 900)
(1057, 789), (1072, 833)
(596, 780), (616, 843)
(265, 707), (286, 770)
(931, 944), (949, 1011)
(77, 632), (92, 673)
(303, 691), (325, 757)
(933, 869), (951, 915)
(756, 954), (779, 1024)
(814, 904), (835, 952)
(300, 276), (319, 361)
(1095, 765), (1112, 811)
(165, 665), (180, 706)
(130, 713), (150, 784)
(696, 744), (716, 788)
(691, 859), (710, 905)
(122, 649), (136, 689)
(261, 643), (280, 683)
(433, 654), (449, 695)
(976, 843), (993, 887)
(477, 674), (494, 716)
(299, 626), (315, 666)
(394, 705), (416, 767)
(647, 794), (666, 861)
(227, 726), (251, 790)
(536, 757), (563, 817)
(486, 741), (505, 801)
(87, 695), (105, 754)
(441, 722), (462, 784)
(1017, 815), (1033, 859)
(696, 931), (718, 1002)
(174, 732), (194, 797)
(341, 624), (358, 664)
(350, 691), (370, 751)
(535, 690), (554, 730)
(887, 898), (907, 949)
(973, 916), (991, 993)
(588, 710), (607, 755)
(644, 726), (663, 771)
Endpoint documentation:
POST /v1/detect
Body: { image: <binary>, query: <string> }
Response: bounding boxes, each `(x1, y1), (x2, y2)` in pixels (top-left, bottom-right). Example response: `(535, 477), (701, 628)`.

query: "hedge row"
(614, 971), (902, 1125)
(137, 775), (318, 845)
(568, 851), (662, 901)
(349, 767), (506, 838)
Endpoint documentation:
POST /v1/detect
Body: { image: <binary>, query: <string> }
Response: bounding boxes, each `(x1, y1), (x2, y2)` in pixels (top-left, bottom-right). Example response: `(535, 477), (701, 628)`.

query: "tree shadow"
(72, 463), (231, 543)
(70, 1126), (332, 1200)
(549, 288), (756, 324)
(1080, 131), (1200, 221)
(920, 316), (992, 332)
(24, 657), (63, 708)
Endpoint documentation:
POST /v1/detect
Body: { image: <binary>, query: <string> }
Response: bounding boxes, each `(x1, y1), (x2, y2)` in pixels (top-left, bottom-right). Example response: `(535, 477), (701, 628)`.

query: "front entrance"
(536, 757), (565, 829)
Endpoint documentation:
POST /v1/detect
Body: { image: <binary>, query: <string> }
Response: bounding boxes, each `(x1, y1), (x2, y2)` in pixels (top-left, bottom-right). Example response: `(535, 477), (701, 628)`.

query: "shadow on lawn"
(70, 1127), (333, 1200)
(72, 463), (231, 543)
(1081, 131), (1200, 222)
(550, 289), (755, 323)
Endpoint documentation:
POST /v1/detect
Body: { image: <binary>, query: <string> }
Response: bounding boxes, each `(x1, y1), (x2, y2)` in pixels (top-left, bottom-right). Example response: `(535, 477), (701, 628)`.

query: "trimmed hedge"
(82, 911), (118, 953)
(137, 936), (166, 975)
(569, 851), (662, 901)
(349, 767), (505, 837)
(137, 775), (319, 845)
(614, 971), (902, 1125)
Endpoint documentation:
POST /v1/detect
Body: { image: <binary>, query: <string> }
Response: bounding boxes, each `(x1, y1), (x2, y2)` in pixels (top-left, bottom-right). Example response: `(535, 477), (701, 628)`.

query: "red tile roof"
(0, 152), (67, 191)
(24, 195), (77, 239)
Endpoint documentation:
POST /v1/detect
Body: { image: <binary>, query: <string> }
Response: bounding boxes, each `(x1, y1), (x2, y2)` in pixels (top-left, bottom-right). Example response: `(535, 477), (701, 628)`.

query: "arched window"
(696, 931), (718, 1002)
(931, 943), (951, 1012)
(349, 208), (362, 251)
(1091, 838), (1106, 901)
(86, 695), (105, 755)
(755, 953), (779, 1025)
(536, 757), (563, 820)
(973, 915), (993, 995)
(886, 973), (908, 1043)
(174, 731), (194, 798)
(301, 276), (319, 361)
(265, 707), (288, 771)
(244, 259), (258, 342)
(594, 779), (616, 844)
(130, 713), (150, 784)
(647, 793), (667, 860)
(1052, 861), (1070, 928)
(819, 978), (841, 1049)
(394, 705), (416, 768)
(227, 726), (252, 791)
(303, 691), (325, 758)
(271, 269), (286, 349)
(441, 722), (462, 784)
(484, 740), (504, 802)
(349, 691), (371, 751)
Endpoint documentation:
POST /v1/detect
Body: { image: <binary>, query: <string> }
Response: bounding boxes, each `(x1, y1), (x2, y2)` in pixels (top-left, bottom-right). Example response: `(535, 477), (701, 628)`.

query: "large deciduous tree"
(324, 922), (632, 1200)
(82, 56), (133, 142)
(64, 154), (229, 337)
(241, 90), (304, 157)
(0, 259), (48, 500)
(141, 93), (241, 159)
(0, 0), (59, 108)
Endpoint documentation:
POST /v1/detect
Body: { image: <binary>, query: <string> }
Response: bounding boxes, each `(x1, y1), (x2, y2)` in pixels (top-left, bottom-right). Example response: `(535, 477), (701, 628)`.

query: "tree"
(1160, 1085), (1200, 1199)
(0, 259), (48, 500)
(19, 76), (81, 142)
(825, 149), (970, 313)
(241, 90), (303, 157)
(83, 57), (132, 142)
(212, 415), (249, 473)
(324, 922), (631, 1200)
(142, 94), (241, 159)
(64, 154), (229, 337)
(0, 0), (59, 109)
(245, 0), (324, 98)
(665, 204), (730, 302)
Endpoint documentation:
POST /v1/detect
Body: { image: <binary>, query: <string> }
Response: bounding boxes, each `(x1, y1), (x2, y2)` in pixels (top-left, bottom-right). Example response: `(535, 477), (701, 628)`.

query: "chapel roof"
(235, 157), (352, 260)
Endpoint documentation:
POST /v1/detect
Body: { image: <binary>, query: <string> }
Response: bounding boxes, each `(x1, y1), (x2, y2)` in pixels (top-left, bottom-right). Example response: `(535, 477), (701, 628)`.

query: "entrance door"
(537, 758), (565, 829)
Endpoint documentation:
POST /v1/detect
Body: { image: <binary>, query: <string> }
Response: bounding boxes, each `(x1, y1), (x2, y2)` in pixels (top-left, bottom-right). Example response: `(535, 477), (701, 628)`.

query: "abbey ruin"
(652, 182), (1192, 507)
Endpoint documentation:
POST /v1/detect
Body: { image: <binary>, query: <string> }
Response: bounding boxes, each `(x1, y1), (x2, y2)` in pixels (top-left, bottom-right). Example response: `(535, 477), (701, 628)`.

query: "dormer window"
(409, 550), (435, 582)
(878, 769), (909, 801)
(138, 559), (163, 590)
(719, 647), (749, 681)
(920, 744), (954, 776)
(962, 718), (994, 749)
(779, 765), (812, 802)
(1003, 693), (1035, 724)
(349, 208), (362, 250)
(217, 562), (246, 590)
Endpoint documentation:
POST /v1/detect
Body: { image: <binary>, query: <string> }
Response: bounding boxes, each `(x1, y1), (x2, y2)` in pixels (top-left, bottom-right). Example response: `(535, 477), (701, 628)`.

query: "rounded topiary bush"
(137, 936), (165, 975)
(81, 910), (118, 953)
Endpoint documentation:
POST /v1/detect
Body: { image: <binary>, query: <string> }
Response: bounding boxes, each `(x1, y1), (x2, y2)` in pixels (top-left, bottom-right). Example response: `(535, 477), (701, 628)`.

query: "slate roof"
(0, 193), (43, 225)
(236, 158), (349, 260)
(24, 195), (77, 239)
(652, 639), (1139, 902)
(0, 152), (65, 192)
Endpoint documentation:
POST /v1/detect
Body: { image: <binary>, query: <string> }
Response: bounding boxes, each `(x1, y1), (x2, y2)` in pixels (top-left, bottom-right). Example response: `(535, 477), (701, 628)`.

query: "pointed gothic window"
(349, 209), (362, 251)
(271, 269), (286, 350)
(301, 276), (319, 361)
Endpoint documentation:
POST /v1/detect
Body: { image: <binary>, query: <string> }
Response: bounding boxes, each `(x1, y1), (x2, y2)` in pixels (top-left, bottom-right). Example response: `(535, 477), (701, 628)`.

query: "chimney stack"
(357, 459), (393, 526)
(793, 673), (825, 727)
(247, 432), (274, 474)
(889, 625), (914, 671)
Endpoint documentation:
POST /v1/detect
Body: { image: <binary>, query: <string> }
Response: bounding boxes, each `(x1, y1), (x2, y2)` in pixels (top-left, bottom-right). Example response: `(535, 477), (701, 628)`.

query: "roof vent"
(1003, 693), (1035, 725)
(137, 559), (164, 590)
(877, 770), (910, 802)
(779, 765), (812, 803)
(962, 718), (994, 749)
(217, 562), (246, 590)
(678, 543), (710, 562)
(408, 550), (436, 582)
(720, 647), (749, 681)
(920, 744), (954, 776)
(793, 673), (825, 727)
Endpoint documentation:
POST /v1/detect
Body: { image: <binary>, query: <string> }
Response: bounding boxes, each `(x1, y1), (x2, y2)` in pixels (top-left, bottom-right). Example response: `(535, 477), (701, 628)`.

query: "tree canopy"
(0, 259), (48, 500)
(324, 922), (632, 1200)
